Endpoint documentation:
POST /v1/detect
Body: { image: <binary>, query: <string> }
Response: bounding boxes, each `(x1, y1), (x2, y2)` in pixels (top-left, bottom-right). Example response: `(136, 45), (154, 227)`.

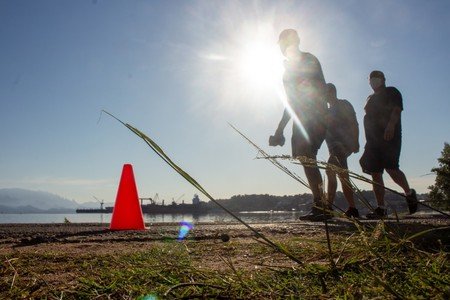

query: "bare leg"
(326, 168), (337, 207)
(303, 165), (323, 205)
(339, 172), (356, 208)
(328, 153), (355, 208)
(372, 172), (385, 207)
(386, 168), (411, 194)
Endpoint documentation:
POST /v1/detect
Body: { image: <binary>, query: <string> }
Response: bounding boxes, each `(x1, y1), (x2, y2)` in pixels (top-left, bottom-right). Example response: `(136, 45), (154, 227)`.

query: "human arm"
(269, 108), (290, 146)
(348, 105), (360, 153)
(384, 106), (401, 141)
(311, 55), (327, 101)
(384, 87), (403, 141)
(351, 116), (360, 153)
(316, 60), (326, 87)
(276, 108), (291, 135)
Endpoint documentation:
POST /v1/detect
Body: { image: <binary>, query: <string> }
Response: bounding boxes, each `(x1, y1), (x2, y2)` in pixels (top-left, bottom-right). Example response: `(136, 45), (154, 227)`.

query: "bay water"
(0, 211), (303, 224)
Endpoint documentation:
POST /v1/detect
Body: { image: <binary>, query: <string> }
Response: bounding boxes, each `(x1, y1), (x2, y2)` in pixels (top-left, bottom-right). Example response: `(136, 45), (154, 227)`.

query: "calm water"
(0, 211), (303, 224)
(0, 210), (443, 224)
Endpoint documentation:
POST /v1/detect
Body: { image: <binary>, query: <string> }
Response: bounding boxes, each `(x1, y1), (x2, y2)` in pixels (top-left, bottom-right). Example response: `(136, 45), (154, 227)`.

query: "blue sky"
(1, 0), (449, 204)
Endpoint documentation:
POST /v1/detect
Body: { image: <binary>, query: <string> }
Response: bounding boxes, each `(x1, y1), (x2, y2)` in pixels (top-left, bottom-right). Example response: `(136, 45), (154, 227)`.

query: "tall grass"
(253, 153), (450, 218)
(233, 126), (449, 219)
(102, 111), (302, 265)
(2, 230), (448, 299)
(96, 111), (449, 298)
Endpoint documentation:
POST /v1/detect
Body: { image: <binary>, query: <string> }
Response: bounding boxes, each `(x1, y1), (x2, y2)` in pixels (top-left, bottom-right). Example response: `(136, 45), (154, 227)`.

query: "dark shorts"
(359, 141), (401, 174)
(327, 144), (349, 170)
(291, 119), (326, 158)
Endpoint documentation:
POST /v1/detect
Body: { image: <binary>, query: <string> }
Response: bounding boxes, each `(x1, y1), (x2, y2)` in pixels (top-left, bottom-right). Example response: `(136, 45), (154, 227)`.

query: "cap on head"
(278, 29), (300, 44)
(278, 29), (300, 55)
(326, 83), (337, 99)
(369, 70), (385, 80)
(326, 83), (336, 93)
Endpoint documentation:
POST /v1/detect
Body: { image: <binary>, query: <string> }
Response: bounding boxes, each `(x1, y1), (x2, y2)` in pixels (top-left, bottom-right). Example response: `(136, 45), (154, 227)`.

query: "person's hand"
(269, 130), (285, 146)
(384, 123), (395, 141)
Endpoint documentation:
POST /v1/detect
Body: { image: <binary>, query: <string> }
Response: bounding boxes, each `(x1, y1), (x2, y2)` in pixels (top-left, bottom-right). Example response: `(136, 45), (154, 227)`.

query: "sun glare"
(194, 17), (288, 117)
(237, 40), (284, 93)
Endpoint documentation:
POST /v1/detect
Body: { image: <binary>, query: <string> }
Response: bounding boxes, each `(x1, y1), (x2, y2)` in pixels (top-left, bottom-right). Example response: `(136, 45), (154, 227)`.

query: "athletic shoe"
(406, 189), (418, 214)
(344, 207), (360, 218)
(299, 206), (333, 222)
(366, 207), (387, 219)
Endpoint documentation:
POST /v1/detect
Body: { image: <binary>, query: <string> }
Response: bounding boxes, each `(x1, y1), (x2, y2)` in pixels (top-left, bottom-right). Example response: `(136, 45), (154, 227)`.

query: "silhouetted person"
(324, 83), (360, 218)
(360, 70), (418, 218)
(269, 29), (328, 221)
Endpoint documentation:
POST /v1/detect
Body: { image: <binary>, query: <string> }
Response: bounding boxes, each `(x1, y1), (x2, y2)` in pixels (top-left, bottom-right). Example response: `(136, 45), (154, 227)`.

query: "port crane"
(171, 193), (185, 205)
(93, 196), (104, 210)
(140, 193), (159, 206)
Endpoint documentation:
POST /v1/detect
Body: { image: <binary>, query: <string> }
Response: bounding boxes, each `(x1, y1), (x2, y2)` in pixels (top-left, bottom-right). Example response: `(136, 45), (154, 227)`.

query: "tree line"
(203, 143), (449, 213)
(206, 190), (421, 213)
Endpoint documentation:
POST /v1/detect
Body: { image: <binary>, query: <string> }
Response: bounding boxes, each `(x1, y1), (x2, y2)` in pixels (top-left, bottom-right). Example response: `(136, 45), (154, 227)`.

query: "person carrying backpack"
(324, 83), (360, 218)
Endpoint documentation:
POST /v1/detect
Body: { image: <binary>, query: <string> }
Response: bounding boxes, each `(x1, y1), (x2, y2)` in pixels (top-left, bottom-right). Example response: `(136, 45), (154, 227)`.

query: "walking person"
(269, 29), (329, 221)
(324, 83), (360, 218)
(360, 70), (418, 218)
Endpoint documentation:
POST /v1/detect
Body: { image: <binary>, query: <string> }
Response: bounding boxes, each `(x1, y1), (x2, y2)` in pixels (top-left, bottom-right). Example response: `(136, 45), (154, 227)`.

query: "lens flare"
(178, 221), (194, 240)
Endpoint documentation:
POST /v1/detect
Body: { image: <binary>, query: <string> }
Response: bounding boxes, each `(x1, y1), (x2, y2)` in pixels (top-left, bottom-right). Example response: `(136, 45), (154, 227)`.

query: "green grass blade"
(102, 111), (303, 265)
(228, 123), (310, 189)
(405, 226), (450, 241)
(257, 154), (450, 218)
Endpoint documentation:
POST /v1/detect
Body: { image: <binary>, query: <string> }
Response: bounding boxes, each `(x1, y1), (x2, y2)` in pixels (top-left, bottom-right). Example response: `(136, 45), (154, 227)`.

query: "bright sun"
(196, 22), (286, 116)
(237, 41), (284, 93)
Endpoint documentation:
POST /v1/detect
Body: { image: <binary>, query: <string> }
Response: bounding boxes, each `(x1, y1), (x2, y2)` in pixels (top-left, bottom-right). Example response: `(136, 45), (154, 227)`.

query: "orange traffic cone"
(110, 164), (146, 230)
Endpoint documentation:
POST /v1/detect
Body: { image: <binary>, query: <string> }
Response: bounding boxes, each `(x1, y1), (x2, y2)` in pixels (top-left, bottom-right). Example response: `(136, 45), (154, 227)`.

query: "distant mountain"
(0, 204), (42, 214)
(0, 188), (79, 213)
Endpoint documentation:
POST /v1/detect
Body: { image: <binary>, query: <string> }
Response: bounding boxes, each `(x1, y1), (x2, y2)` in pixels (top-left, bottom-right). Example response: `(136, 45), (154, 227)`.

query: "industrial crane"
(139, 193), (159, 206)
(93, 196), (104, 210)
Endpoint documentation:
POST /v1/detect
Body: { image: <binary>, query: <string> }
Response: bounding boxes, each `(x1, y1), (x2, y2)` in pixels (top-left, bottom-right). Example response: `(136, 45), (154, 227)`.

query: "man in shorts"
(360, 70), (418, 218)
(269, 29), (328, 221)
(324, 83), (360, 218)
